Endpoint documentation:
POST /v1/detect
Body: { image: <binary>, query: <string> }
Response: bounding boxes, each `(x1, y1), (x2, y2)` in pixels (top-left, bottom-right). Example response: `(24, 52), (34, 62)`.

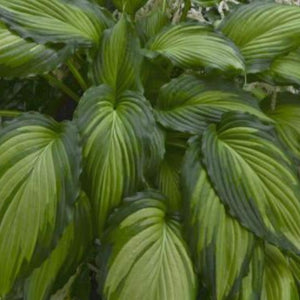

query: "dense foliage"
(1, 0), (300, 299)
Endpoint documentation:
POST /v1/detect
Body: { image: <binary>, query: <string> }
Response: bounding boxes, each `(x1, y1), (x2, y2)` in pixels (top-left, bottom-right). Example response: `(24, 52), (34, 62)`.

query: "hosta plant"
(2, 0), (300, 299)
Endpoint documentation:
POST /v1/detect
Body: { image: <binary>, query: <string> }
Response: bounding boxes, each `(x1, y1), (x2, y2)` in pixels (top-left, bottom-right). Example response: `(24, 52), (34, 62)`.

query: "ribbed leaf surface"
(155, 74), (270, 134)
(0, 113), (81, 296)
(0, 22), (71, 78)
(147, 24), (245, 72)
(202, 112), (300, 254)
(24, 191), (93, 300)
(220, 2), (300, 72)
(183, 138), (254, 300)
(98, 192), (197, 300)
(90, 15), (142, 93)
(0, 0), (111, 46)
(76, 85), (155, 235)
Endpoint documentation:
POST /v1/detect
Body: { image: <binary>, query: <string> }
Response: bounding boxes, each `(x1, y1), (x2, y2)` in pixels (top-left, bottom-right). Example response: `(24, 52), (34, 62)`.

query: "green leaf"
(182, 137), (254, 300)
(147, 23), (245, 72)
(0, 0), (112, 46)
(155, 74), (271, 134)
(98, 191), (197, 300)
(0, 113), (81, 297)
(220, 2), (300, 73)
(263, 96), (300, 159)
(202, 112), (300, 254)
(112, 0), (148, 15)
(90, 15), (142, 93)
(76, 85), (155, 235)
(24, 191), (93, 300)
(0, 22), (71, 78)
(287, 253), (300, 285)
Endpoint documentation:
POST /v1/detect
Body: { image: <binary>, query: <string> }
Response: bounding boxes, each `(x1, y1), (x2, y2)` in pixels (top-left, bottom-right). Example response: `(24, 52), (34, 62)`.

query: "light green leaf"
(0, 113), (81, 297)
(90, 15), (142, 93)
(202, 112), (300, 254)
(76, 85), (155, 235)
(0, 0), (112, 46)
(220, 2), (300, 73)
(147, 23), (245, 72)
(24, 191), (93, 300)
(183, 137), (254, 300)
(98, 192), (197, 300)
(112, 0), (148, 15)
(264, 96), (300, 159)
(287, 253), (300, 285)
(0, 22), (71, 78)
(155, 74), (271, 134)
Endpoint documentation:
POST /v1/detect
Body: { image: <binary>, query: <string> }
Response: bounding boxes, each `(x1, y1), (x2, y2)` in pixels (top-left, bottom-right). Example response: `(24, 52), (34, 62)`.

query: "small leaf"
(155, 74), (271, 134)
(98, 191), (197, 300)
(24, 191), (93, 300)
(220, 2), (300, 73)
(112, 0), (148, 15)
(147, 23), (245, 72)
(183, 137), (254, 300)
(0, 113), (81, 296)
(202, 112), (300, 254)
(76, 85), (155, 235)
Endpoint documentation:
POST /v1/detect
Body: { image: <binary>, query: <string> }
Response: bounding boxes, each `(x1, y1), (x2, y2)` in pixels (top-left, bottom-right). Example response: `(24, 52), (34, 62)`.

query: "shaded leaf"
(112, 0), (148, 15)
(98, 191), (197, 300)
(0, 113), (81, 296)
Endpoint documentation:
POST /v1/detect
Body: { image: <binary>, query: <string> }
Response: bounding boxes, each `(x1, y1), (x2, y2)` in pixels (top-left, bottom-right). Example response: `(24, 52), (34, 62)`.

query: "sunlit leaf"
(98, 192), (197, 300)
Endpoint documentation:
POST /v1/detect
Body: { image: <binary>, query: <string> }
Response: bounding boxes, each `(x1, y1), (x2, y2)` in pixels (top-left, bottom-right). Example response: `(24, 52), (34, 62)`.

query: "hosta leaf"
(90, 15), (142, 93)
(263, 97), (300, 159)
(220, 2), (300, 73)
(147, 23), (245, 72)
(76, 85), (155, 235)
(0, 113), (81, 296)
(24, 191), (93, 300)
(155, 74), (270, 134)
(98, 192), (197, 300)
(0, 22), (71, 78)
(202, 112), (300, 254)
(156, 132), (187, 211)
(0, 0), (111, 46)
(183, 137), (254, 300)
(112, 0), (148, 15)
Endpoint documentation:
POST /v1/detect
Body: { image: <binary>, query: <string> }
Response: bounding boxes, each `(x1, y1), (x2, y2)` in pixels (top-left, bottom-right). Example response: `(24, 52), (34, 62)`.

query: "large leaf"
(183, 137), (254, 300)
(0, 113), (81, 296)
(202, 112), (300, 254)
(24, 191), (93, 300)
(155, 74), (270, 134)
(0, 0), (112, 46)
(220, 2), (300, 73)
(76, 85), (155, 235)
(236, 244), (298, 300)
(263, 96), (300, 159)
(90, 15), (142, 93)
(0, 22), (71, 78)
(147, 23), (245, 72)
(98, 192), (197, 300)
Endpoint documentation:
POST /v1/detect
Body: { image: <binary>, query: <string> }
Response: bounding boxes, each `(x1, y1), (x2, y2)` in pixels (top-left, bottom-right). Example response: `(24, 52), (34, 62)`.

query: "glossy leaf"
(0, 113), (81, 296)
(155, 74), (270, 134)
(76, 85), (155, 235)
(183, 137), (254, 300)
(202, 112), (300, 254)
(0, 0), (111, 46)
(220, 2), (300, 73)
(98, 192), (197, 300)
(147, 23), (245, 72)
(90, 15), (142, 93)
(0, 22), (71, 78)
(24, 191), (93, 300)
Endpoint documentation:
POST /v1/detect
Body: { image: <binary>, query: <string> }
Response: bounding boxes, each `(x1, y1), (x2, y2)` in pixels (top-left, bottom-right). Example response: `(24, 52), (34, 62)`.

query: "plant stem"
(0, 110), (22, 117)
(44, 74), (80, 103)
(67, 61), (88, 91)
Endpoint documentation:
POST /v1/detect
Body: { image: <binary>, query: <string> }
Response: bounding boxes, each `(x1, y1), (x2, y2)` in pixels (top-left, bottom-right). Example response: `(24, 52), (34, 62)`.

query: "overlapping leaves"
(98, 192), (197, 300)
(0, 113), (81, 297)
